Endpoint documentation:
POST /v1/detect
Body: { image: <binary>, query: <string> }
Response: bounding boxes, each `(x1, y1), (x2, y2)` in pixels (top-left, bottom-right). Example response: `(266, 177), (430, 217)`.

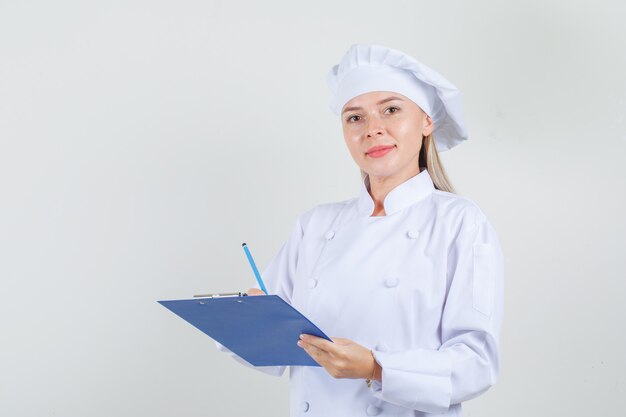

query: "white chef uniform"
(219, 168), (504, 416)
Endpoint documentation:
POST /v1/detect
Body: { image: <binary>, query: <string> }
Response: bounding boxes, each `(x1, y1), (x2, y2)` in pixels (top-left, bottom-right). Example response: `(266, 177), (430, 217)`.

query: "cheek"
(343, 139), (361, 159)
(394, 122), (422, 148)
(342, 130), (362, 156)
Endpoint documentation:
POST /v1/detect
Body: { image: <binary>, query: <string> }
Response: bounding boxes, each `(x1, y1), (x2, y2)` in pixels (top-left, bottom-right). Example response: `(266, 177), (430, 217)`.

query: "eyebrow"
(341, 96), (405, 114)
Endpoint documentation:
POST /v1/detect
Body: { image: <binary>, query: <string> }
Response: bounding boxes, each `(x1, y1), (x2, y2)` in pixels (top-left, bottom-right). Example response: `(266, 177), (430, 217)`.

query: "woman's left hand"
(297, 334), (381, 381)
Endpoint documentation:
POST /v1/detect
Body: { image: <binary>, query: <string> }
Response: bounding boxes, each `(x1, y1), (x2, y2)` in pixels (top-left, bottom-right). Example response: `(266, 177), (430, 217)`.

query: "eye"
(346, 114), (361, 123)
(385, 106), (400, 114)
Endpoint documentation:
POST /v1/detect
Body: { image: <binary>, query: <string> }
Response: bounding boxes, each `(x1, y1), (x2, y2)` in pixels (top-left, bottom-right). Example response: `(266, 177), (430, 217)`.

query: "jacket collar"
(356, 169), (436, 217)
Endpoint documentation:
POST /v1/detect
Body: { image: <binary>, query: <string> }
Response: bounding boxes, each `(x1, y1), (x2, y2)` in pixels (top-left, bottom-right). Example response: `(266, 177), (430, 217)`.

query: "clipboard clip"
(192, 292), (248, 298)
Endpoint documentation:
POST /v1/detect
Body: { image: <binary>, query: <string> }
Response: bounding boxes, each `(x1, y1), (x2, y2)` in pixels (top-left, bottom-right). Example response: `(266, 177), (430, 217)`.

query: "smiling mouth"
(366, 145), (396, 158)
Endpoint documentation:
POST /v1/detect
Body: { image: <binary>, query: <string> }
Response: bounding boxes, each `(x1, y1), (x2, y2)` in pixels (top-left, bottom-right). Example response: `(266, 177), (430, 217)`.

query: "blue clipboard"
(158, 295), (331, 367)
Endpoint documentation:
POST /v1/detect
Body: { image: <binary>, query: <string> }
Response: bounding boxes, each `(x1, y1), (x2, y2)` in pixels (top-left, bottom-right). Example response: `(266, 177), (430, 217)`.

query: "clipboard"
(158, 295), (331, 367)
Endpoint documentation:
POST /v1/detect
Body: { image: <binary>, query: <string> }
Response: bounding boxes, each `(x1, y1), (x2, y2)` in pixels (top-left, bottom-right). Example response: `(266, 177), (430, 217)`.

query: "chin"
(361, 164), (396, 179)
(363, 170), (396, 180)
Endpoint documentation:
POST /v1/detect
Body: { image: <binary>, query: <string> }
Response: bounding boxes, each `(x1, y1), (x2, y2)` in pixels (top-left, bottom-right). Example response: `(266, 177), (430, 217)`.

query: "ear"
(422, 114), (434, 137)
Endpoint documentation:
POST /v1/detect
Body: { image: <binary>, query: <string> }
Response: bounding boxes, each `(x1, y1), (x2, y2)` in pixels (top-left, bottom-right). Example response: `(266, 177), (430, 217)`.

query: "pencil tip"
(242, 242), (247, 247)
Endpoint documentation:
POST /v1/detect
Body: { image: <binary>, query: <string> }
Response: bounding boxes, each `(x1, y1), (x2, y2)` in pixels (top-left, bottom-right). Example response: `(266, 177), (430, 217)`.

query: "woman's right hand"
(246, 288), (265, 296)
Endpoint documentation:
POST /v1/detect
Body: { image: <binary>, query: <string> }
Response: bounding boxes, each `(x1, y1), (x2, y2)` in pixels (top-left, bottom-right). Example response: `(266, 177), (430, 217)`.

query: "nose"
(366, 115), (384, 138)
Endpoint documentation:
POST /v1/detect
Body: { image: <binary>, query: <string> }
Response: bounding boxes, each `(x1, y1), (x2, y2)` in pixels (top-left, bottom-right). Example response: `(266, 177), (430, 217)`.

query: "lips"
(366, 145), (396, 158)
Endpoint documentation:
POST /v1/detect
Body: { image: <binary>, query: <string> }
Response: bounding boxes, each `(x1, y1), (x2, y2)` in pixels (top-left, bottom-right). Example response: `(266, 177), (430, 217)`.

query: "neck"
(367, 167), (421, 216)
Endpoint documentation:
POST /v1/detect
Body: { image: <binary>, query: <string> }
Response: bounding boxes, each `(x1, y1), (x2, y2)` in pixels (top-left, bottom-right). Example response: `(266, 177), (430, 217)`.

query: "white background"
(1, 1), (625, 416)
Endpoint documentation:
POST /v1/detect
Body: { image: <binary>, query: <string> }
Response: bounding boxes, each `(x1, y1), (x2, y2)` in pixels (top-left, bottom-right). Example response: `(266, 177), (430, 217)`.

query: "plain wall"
(1, 0), (625, 416)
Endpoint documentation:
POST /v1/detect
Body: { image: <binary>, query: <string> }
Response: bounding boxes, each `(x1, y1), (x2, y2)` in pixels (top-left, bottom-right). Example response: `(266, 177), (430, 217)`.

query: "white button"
(375, 343), (388, 352)
(384, 277), (399, 288)
(407, 229), (420, 239)
(325, 230), (335, 240)
(366, 404), (381, 416)
(307, 278), (318, 289)
(301, 401), (310, 412)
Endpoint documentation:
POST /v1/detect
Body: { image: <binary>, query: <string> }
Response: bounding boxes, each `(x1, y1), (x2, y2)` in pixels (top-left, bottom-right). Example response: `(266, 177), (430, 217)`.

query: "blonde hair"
(360, 133), (455, 193)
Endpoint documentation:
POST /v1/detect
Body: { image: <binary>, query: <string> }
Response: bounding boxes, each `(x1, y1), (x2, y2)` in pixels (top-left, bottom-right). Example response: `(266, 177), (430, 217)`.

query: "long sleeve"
(370, 209), (504, 414)
(214, 216), (305, 376)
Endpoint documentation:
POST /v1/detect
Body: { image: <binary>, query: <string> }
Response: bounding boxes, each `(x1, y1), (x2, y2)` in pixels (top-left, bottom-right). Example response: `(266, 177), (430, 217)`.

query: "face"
(341, 91), (434, 183)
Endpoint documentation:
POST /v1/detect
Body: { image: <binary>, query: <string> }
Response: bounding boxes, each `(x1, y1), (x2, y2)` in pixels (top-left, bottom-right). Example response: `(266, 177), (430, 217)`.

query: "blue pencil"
(242, 243), (268, 295)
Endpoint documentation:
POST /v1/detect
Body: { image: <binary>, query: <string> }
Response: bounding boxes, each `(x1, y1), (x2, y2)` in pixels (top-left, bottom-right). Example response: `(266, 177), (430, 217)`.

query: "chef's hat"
(326, 44), (468, 151)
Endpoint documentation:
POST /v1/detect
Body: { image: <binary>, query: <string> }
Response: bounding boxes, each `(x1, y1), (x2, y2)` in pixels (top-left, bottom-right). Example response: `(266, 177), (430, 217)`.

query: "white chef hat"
(326, 44), (468, 151)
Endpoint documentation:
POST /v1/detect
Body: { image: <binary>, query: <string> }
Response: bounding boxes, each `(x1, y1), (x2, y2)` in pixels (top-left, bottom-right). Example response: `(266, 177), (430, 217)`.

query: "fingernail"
(297, 341), (303, 347)
(299, 334), (305, 340)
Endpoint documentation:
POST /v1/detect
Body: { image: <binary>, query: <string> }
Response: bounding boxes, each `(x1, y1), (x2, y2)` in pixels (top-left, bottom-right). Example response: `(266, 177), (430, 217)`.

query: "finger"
(298, 340), (327, 365)
(299, 334), (336, 352)
(330, 338), (351, 345)
(297, 339), (321, 354)
(246, 288), (265, 296)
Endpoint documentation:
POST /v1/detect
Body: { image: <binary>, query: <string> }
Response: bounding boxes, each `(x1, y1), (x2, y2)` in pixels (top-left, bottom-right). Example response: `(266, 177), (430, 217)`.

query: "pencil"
(241, 243), (268, 295)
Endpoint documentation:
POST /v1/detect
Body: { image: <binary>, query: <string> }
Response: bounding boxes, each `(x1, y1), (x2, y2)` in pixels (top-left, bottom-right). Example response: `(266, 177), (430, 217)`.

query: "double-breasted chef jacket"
(218, 169), (504, 417)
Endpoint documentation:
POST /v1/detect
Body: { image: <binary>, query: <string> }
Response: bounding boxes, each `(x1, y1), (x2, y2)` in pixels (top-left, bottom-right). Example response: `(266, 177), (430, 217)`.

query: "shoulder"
(430, 190), (490, 230)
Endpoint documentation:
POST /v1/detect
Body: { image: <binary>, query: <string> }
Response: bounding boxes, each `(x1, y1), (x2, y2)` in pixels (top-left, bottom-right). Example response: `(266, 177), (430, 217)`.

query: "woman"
(224, 44), (504, 417)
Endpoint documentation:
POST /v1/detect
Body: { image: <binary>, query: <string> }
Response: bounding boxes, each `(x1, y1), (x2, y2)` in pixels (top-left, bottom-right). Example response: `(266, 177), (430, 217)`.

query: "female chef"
(224, 44), (504, 417)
